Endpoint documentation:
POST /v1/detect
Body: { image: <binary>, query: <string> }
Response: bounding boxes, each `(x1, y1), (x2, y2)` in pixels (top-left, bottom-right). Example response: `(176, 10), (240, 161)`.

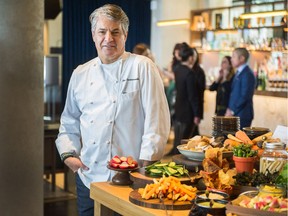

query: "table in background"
(44, 122), (68, 191)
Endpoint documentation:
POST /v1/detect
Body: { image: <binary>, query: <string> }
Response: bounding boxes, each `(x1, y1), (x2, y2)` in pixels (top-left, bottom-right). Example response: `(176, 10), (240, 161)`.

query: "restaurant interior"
(0, 0), (287, 216)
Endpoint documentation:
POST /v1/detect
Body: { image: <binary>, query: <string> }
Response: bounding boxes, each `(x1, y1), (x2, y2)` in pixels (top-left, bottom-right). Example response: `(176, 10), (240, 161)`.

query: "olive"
(257, 141), (263, 148)
(262, 136), (267, 141)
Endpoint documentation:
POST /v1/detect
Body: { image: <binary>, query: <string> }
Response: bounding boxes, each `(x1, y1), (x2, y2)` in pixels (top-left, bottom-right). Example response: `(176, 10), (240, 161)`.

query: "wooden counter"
(90, 182), (190, 216)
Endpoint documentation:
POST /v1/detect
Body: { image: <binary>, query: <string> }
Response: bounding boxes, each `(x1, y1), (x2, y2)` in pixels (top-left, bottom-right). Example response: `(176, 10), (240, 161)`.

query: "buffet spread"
(103, 123), (288, 216)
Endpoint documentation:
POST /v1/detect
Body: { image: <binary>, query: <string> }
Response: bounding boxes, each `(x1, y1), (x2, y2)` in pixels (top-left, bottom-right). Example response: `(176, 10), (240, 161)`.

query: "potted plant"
(233, 144), (258, 174)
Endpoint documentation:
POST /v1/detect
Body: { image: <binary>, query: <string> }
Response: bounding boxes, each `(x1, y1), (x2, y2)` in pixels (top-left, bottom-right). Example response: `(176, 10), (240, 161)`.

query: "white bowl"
(177, 144), (233, 161)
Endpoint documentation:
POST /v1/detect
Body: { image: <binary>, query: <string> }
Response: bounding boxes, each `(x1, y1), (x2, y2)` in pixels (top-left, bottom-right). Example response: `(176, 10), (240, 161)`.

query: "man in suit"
(225, 48), (256, 129)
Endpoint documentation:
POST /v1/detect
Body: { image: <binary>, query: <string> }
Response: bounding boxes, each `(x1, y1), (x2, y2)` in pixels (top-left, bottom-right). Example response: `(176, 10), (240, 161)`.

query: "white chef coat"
(56, 52), (170, 188)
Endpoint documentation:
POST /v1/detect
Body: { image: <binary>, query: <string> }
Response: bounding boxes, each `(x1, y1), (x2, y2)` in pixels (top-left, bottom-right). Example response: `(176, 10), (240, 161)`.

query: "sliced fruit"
(119, 162), (129, 169)
(129, 163), (136, 168)
(111, 156), (121, 164)
(127, 156), (133, 165)
(132, 160), (138, 167)
(110, 162), (120, 168)
(120, 156), (127, 162)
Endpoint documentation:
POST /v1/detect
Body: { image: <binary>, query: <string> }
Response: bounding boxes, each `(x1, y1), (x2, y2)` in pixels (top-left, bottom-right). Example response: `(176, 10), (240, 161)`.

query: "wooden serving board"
(129, 190), (192, 210)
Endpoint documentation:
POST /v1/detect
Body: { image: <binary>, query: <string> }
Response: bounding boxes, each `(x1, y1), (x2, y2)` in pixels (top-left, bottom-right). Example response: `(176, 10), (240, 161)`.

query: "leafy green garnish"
(233, 144), (258, 157)
(275, 163), (288, 189)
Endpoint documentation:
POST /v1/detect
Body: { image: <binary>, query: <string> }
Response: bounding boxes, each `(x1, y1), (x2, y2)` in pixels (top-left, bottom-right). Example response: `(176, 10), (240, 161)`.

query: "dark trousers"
(240, 118), (253, 130)
(76, 173), (94, 216)
(171, 120), (199, 155)
(75, 173), (122, 216)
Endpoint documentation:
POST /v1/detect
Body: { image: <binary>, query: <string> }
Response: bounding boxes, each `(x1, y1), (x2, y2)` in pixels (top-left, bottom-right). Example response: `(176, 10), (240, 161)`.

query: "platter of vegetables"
(144, 161), (189, 177)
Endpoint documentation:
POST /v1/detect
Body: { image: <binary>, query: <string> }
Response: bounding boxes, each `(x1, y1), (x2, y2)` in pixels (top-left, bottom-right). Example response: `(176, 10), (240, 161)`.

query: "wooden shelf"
(190, 0), (287, 32)
(254, 90), (288, 98)
(191, 24), (284, 32)
(190, 1), (287, 13)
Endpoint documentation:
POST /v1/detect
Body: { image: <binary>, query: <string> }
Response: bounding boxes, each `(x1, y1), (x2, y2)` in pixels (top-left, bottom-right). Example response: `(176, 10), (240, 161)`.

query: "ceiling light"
(156, 19), (190, 27)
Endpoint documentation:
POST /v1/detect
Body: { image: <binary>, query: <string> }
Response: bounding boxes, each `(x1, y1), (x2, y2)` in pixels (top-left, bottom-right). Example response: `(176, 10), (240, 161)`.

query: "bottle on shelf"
(253, 62), (259, 89)
(257, 69), (267, 91)
(262, 71), (267, 91)
(257, 70), (263, 91)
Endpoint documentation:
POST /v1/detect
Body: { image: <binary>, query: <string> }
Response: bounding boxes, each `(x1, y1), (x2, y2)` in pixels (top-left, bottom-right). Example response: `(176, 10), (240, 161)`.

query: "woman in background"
(190, 47), (206, 136)
(165, 42), (189, 123)
(170, 45), (205, 155)
(132, 43), (174, 80)
(209, 56), (234, 116)
(132, 43), (155, 61)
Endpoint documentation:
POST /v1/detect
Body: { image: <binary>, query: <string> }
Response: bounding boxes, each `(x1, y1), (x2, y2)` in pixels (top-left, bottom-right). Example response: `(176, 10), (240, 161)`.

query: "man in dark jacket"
(170, 45), (206, 155)
(225, 48), (256, 129)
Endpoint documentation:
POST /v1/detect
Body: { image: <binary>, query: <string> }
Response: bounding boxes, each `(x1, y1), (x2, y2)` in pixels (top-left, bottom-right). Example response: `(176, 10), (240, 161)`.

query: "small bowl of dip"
(196, 190), (229, 200)
(190, 198), (228, 216)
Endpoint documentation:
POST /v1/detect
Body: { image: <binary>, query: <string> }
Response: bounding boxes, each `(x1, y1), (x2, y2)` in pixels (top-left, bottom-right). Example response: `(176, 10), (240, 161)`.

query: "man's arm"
(139, 61), (171, 161)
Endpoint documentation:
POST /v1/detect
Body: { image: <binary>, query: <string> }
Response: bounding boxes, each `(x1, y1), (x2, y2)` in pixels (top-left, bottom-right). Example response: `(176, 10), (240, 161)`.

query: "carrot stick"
(235, 130), (253, 144)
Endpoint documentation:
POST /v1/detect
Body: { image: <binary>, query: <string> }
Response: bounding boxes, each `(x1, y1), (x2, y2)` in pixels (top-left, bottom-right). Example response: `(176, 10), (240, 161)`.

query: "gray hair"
(89, 4), (129, 34)
(234, 47), (250, 62)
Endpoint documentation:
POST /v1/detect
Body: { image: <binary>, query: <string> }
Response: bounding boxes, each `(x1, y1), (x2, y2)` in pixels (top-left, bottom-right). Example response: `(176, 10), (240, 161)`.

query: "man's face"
(231, 51), (243, 68)
(92, 16), (127, 64)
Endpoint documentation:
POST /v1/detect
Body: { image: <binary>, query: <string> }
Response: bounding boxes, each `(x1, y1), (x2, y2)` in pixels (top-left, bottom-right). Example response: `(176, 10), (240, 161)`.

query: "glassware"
(259, 142), (288, 175)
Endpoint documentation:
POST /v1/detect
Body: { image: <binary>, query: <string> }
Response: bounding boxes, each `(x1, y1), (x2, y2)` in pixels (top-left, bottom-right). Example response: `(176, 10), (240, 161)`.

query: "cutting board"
(129, 190), (192, 210)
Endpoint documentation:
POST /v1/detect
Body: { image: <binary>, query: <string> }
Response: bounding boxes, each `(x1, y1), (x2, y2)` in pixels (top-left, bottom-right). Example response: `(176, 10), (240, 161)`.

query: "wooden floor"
(44, 198), (78, 216)
(44, 174), (78, 216)
(44, 130), (174, 216)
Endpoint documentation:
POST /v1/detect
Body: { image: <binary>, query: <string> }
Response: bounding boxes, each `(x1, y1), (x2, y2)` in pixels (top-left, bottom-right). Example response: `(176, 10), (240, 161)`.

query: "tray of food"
(226, 191), (288, 216)
(130, 161), (194, 186)
(129, 175), (197, 210)
(177, 135), (232, 161)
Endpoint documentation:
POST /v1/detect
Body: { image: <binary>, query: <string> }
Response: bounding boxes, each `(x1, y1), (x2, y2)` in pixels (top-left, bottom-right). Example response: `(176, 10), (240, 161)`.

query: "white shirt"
(56, 52), (170, 188)
(236, 63), (248, 76)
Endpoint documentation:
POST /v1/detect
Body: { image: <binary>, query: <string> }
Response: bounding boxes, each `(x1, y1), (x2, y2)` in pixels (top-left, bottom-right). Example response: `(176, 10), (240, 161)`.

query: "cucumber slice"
(164, 170), (171, 176)
(145, 161), (161, 170)
(168, 162), (176, 167)
(150, 168), (163, 174)
(154, 163), (168, 167)
(177, 168), (184, 175)
(149, 172), (162, 177)
(167, 167), (178, 175)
